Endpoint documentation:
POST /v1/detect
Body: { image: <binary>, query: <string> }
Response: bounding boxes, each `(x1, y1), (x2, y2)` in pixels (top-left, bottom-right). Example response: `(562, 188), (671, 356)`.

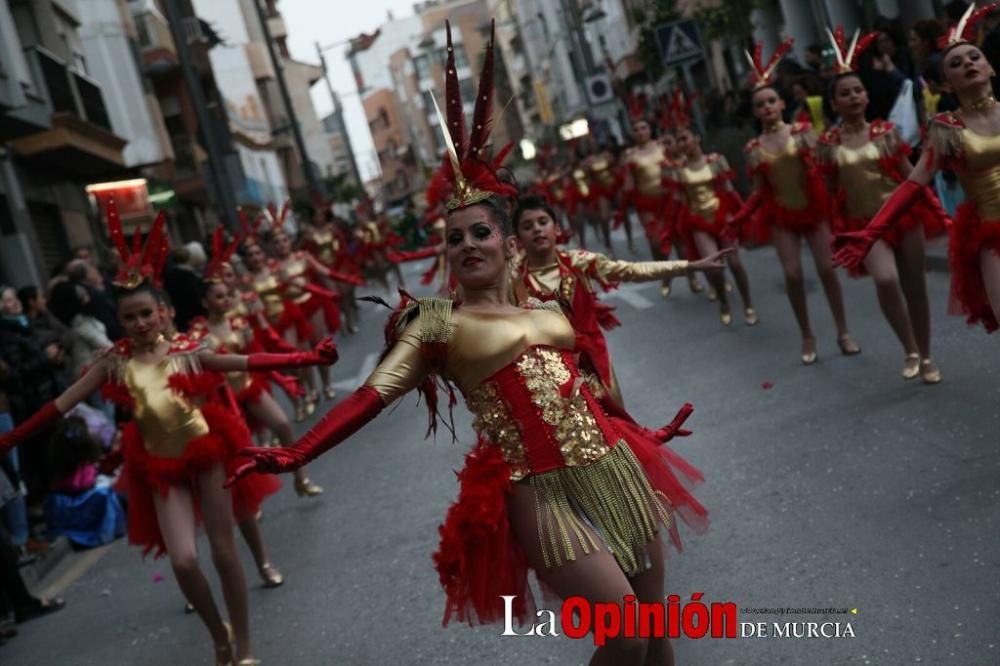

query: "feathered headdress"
(745, 37), (794, 89)
(939, 2), (1000, 52)
(238, 207), (266, 248)
(204, 225), (242, 283)
(105, 199), (169, 289)
(428, 20), (517, 211)
(626, 91), (649, 123)
(826, 26), (878, 75)
(664, 89), (694, 131)
(261, 200), (290, 233)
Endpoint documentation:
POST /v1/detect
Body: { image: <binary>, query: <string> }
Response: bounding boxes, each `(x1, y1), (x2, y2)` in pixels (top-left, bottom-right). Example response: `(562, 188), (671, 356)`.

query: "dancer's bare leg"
(805, 222), (852, 339)
(863, 240), (919, 356)
(508, 484), (652, 665)
(693, 231), (729, 322)
(154, 485), (230, 659)
(894, 228), (932, 358)
(246, 393), (322, 496)
(980, 249), (1000, 326)
(198, 463), (253, 661)
(772, 227), (815, 358)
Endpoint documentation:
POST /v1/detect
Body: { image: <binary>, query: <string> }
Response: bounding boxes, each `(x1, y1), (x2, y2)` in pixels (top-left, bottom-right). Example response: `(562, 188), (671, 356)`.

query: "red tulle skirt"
(299, 292), (341, 334)
(948, 204), (1000, 332)
(271, 301), (316, 341)
(752, 171), (828, 244)
(116, 403), (281, 558)
(432, 418), (707, 627)
(838, 200), (949, 278)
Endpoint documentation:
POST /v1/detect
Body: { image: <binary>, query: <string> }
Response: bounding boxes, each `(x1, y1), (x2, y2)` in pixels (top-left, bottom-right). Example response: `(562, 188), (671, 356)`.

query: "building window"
(414, 54), (431, 81)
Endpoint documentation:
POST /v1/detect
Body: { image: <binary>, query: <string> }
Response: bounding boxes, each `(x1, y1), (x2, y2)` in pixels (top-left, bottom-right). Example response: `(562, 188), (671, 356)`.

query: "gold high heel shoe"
(237, 659), (261, 666)
(920, 358), (942, 384)
(837, 334), (861, 355)
(660, 280), (672, 298)
(801, 338), (817, 365)
(902, 354), (920, 380)
(744, 308), (758, 326)
(689, 278), (704, 294)
(323, 384), (337, 400)
(214, 622), (234, 666)
(706, 287), (718, 302)
(259, 563), (284, 588)
(294, 477), (324, 497)
(719, 305), (732, 326)
(294, 400), (307, 423)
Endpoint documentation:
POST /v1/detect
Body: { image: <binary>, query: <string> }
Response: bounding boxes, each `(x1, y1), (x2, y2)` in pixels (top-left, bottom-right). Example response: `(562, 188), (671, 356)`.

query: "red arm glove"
(832, 180), (922, 269)
(723, 190), (763, 243)
(226, 386), (384, 483)
(325, 268), (365, 286)
(385, 246), (440, 263)
(651, 403), (694, 444)
(300, 282), (340, 300)
(0, 401), (62, 453)
(251, 321), (298, 354)
(245, 337), (338, 371)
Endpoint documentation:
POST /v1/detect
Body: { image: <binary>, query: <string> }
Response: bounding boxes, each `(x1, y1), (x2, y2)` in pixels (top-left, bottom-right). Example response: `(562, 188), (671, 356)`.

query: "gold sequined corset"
(762, 138), (809, 211)
(960, 128), (1000, 221)
(681, 164), (721, 219)
(572, 168), (590, 197)
(124, 355), (210, 459)
(202, 320), (253, 394)
(464, 346), (619, 482)
(835, 141), (897, 219)
(629, 147), (665, 196)
(311, 230), (340, 265)
(279, 254), (311, 304)
(252, 273), (284, 323)
(589, 157), (616, 188)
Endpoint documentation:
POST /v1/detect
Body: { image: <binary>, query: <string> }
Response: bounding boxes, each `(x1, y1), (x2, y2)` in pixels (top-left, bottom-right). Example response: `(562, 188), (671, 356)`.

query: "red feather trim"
(467, 20), (495, 158)
(432, 437), (532, 626)
(849, 32), (879, 70)
(167, 371), (224, 399)
(444, 22), (467, 157)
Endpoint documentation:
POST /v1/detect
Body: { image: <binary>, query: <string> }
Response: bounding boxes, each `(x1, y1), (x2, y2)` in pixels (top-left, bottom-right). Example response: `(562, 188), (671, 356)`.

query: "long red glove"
(325, 268), (365, 286)
(832, 180), (922, 269)
(0, 401), (62, 453)
(385, 246), (440, 263)
(651, 403), (694, 444)
(226, 386), (384, 484)
(723, 190), (763, 243)
(245, 337), (338, 371)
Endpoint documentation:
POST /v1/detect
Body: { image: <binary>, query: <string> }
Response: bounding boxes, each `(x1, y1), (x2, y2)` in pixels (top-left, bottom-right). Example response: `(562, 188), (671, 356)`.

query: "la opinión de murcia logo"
(500, 594), (858, 644)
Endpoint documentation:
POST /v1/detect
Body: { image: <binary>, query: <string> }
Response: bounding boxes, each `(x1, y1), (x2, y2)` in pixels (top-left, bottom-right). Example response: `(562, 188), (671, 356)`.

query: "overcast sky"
(280, 0), (416, 182)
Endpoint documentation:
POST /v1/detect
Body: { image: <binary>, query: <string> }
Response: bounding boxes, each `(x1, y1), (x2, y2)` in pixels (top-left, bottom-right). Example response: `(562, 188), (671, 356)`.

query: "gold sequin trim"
(466, 381), (529, 481)
(516, 348), (608, 467)
(528, 441), (671, 575)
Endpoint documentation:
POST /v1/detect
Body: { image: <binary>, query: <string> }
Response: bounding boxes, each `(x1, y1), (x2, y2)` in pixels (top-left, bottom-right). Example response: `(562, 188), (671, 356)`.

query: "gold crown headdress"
(745, 37), (795, 90)
(826, 26), (879, 75)
(106, 199), (169, 289)
(427, 19), (517, 211)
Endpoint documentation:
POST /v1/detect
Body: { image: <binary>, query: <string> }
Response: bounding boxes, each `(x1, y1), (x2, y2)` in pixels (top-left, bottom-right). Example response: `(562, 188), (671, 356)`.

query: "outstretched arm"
(583, 249), (731, 284)
(226, 320), (432, 483)
(0, 358), (108, 452)
(305, 252), (365, 286)
(199, 337), (339, 372)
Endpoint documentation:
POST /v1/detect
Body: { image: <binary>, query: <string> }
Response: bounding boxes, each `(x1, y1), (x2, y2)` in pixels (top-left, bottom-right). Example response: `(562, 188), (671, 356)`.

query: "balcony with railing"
(11, 46), (126, 174)
(133, 10), (178, 75)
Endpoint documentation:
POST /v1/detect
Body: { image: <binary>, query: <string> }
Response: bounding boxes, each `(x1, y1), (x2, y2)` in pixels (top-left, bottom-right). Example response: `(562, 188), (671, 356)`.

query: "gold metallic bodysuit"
(251, 272), (284, 324)
(589, 156), (616, 189)
(125, 354), (209, 458)
(761, 138), (809, 211)
(311, 229), (341, 266)
(834, 141), (897, 219)
(627, 144), (665, 196)
(960, 128), (1000, 221)
(277, 253), (310, 304)
(680, 163), (721, 219)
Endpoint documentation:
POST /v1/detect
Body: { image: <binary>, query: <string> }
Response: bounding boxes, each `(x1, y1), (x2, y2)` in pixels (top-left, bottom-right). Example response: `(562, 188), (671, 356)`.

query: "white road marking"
(603, 282), (656, 310)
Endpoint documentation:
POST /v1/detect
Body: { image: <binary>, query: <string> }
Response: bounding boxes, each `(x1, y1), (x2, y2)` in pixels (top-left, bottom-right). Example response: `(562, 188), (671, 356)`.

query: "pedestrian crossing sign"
(655, 19), (704, 67)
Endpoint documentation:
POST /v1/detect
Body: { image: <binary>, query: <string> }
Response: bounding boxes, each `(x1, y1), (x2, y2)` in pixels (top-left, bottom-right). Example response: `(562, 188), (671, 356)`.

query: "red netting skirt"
(432, 417), (707, 627)
(299, 292), (341, 334)
(948, 204), (1000, 333)
(116, 403), (281, 558)
(838, 198), (949, 278)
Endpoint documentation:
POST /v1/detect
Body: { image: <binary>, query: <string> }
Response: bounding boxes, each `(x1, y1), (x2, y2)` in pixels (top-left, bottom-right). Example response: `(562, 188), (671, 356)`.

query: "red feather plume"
(468, 20), (495, 158)
(849, 32), (879, 70)
(444, 22), (467, 158)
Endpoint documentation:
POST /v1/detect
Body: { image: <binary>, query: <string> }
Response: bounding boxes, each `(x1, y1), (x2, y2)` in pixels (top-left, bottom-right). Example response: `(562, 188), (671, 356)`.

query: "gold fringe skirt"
(526, 441), (670, 576)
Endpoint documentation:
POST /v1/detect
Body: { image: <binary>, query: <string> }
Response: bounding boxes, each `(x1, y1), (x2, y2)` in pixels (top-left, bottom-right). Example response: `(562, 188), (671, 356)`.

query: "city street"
(5, 238), (999, 666)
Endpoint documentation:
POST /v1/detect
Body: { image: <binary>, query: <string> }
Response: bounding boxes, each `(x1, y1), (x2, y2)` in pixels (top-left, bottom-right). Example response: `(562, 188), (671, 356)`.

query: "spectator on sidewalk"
(64, 259), (123, 342)
(17, 287), (73, 358)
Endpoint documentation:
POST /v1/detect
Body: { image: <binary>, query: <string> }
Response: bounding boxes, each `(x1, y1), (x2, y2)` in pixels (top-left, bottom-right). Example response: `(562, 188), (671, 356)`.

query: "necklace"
(842, 121), (867, 135)
(969, 96), (997, 112)
(763, 120), (786, 134)
(134, 333), (166, 353)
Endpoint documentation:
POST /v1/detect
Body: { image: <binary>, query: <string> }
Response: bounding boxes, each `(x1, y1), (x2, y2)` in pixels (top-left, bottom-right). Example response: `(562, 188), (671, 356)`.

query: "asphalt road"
(5, 233), (999, 666)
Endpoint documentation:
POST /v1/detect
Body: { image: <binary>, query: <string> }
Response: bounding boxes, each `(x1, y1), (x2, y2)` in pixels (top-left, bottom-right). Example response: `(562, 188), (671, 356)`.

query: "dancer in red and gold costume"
(0, 203), (338, 666)
(730, 38), (860, 364)
(191, 227), (326, 497)
(302, 208), (364, 334)
(231, 23), (707, 665)
(582, 139), (620, 255)
(835, 3), (1000, 335)
(818, 27), (949, 382)
(669, 122), (757, 326)
(511, 193), (729, 405)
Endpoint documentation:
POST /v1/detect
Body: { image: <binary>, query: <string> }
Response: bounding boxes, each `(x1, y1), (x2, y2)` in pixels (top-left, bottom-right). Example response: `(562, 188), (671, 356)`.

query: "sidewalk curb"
(19, 536), (71, 590)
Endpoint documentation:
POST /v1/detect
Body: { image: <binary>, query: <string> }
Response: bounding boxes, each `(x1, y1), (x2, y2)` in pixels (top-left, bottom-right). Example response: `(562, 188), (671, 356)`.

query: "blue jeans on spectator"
(0, 413), (29, 547)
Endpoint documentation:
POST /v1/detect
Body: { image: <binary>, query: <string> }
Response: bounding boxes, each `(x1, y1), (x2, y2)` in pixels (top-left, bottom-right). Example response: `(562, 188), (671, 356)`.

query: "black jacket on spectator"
(85, 285), (123, 341)
(0, 317), (64, 423)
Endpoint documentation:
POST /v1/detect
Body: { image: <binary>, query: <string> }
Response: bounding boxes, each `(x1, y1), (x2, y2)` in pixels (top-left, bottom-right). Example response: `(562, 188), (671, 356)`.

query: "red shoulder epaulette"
(790, 121), (812, 134)
(870, 118), (895, 138)
(818, 127), (842, 145)
(168, 332), (202, 353)
(743, 137), (761, 153)
(930, 111), (965, 129)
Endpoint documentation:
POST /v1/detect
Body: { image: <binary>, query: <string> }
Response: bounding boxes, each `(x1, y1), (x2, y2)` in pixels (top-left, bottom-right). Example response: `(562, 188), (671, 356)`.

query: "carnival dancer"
(302, 208), (364, 334)
(819, 27), (949, 382)
(619, 97), (703, 298)
(583, 139), (620, 255)
(511, 193), (729, 406)
(192, 228), (326, 497)
(729, 38), (861, 364)
(565, 139), (598, 249)
(835, 3), (1000, 335)
(231, 22), (708, 666)
(0, 203), (339, 666)
(670, 123), (757, 326)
